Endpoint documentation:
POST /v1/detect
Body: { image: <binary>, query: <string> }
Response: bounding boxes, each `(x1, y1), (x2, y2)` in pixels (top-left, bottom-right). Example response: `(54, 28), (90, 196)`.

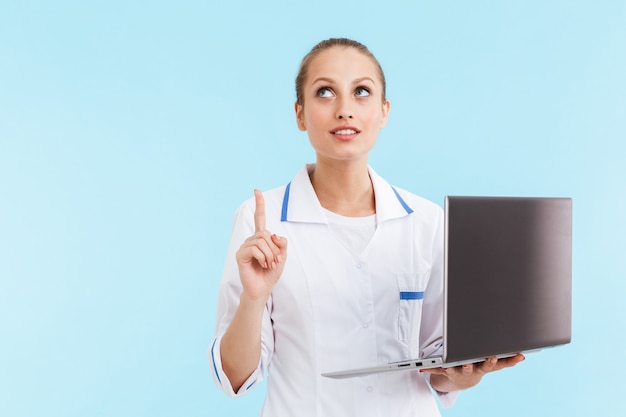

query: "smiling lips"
(330, 126), (360, 140)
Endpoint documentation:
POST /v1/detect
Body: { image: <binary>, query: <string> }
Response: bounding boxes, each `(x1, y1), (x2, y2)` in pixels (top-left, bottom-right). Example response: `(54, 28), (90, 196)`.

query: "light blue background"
(1, 1), (624, 416)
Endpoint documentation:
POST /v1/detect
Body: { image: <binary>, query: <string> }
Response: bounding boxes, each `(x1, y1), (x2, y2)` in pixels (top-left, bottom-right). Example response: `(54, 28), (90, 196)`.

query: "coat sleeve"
(209, 200), (275, 398)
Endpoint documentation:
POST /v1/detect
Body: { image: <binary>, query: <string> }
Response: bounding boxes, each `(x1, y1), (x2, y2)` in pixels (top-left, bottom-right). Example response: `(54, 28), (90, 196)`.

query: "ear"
(379, 99), (391, 128)
(294, 102), (307, 131)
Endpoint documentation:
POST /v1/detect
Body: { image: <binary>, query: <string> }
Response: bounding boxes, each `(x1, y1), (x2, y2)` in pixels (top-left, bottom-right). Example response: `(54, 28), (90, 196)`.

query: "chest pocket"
(397, 272), (428, 342)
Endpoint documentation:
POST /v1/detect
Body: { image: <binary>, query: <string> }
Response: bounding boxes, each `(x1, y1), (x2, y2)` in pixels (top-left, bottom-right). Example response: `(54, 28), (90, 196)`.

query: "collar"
(281, 164), (413, 224)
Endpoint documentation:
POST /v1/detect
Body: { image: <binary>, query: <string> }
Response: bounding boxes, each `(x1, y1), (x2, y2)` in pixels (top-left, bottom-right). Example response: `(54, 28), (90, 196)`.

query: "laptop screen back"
(444, 196), (572, 363)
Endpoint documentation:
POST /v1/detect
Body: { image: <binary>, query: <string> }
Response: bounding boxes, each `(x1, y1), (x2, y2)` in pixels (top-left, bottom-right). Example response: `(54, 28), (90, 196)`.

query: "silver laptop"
(322, 196), (572, 379)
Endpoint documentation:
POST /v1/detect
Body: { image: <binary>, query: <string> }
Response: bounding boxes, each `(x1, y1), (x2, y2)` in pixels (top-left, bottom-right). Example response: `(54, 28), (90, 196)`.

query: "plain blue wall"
(1, 1), (624, 416)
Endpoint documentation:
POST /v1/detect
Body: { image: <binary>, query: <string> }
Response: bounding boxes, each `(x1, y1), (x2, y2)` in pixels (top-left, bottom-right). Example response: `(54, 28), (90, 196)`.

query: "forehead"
(305, 46), (381, 84)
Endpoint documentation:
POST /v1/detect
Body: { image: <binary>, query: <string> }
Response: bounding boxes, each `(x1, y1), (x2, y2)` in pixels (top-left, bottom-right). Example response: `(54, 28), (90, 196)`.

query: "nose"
(336, 96), (353, 119)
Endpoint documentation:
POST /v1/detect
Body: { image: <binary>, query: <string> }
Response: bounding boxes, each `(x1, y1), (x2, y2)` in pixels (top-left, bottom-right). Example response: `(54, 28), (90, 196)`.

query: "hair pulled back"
(295, 38), (387, 105)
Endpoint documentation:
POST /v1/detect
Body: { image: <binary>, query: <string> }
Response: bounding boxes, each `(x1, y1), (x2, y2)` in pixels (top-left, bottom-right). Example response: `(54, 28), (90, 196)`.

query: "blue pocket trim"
(400, 291), (424, 300)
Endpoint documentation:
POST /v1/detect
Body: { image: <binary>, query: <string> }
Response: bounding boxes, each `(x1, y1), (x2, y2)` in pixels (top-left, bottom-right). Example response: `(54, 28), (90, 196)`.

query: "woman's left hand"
(422, 354), (525, 392)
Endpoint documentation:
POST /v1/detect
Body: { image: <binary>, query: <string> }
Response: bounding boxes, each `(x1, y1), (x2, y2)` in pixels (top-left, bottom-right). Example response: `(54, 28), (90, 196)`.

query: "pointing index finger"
(254, 189), (266, 233)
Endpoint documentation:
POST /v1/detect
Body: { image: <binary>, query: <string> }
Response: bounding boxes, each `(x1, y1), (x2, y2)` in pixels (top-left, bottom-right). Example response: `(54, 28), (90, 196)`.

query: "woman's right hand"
(235, 189), (288, 303)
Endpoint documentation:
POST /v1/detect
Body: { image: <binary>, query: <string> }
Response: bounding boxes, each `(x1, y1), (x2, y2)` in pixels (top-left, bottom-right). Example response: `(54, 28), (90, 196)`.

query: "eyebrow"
(311, 76), (376, 85)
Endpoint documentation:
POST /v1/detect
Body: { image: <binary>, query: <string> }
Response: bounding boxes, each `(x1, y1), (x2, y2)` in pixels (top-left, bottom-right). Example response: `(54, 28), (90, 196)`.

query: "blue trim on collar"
(281, 181), (412, 221)
(281, 182), (291, 222)
(391, 186), (414, 215)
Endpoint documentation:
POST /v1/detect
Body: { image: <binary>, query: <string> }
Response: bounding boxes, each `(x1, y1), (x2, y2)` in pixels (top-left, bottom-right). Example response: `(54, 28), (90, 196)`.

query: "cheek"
(362, 105), (385, 126)
(305, 107), (328, 131)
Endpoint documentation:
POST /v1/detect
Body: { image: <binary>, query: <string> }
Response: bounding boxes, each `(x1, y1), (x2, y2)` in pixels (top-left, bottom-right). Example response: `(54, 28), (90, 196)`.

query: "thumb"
(272, 234), (288, 255)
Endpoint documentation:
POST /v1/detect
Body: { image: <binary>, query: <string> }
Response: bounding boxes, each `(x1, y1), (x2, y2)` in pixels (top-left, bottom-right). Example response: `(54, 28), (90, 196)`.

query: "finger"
(419, 367), (446, 375)
(460, 363), (474, 375)
(421, 366), (454, 376)
(497, 354), (525, 369)
(477, 357), (498, 373)
(249, 246), (271, 269)
(254, 189), (266, 233)
(444, 366), (457, 376)
(420, 364), (457, 375)
(485, 354), (525, 373)
(245, 234), (278, 268)
(271, 234), (288, 263)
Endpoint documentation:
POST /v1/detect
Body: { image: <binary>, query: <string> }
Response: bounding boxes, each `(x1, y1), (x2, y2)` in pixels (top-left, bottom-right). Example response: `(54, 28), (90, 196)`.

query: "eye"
(355, 86), (371, 97)
(316, 87), (334, 98)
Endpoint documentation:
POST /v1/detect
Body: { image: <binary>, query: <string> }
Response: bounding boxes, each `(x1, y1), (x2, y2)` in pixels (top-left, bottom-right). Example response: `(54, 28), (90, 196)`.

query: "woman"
(210, 38), (523, 417)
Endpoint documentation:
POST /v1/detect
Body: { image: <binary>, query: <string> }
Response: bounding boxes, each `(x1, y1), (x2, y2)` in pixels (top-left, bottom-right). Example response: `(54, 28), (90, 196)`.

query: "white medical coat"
(211, 164), (457, 416)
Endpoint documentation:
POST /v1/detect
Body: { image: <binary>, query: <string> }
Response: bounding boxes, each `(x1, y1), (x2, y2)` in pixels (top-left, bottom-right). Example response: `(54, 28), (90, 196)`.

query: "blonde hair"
(295, 38), (387, 105)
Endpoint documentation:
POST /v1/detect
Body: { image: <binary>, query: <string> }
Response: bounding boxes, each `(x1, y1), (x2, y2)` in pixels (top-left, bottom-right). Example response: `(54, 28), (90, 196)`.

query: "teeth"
(334, 129), (357, 135)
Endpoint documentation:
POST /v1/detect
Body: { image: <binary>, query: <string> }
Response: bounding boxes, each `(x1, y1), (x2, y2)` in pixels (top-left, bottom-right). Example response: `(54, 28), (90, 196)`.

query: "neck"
(310, 159), (375, 217)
